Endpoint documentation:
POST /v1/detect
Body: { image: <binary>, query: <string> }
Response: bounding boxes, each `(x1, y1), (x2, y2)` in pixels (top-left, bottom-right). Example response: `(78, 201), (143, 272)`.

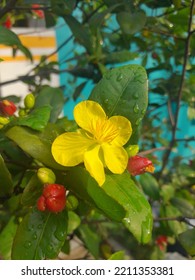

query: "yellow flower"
(51, 100), (132, 186)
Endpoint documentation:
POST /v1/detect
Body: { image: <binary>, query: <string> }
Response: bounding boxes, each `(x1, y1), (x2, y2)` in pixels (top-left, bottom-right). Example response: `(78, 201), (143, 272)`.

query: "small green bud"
(0, 116), (10, 125)
(66, 195), (79, 211)
(24, 93), (35, 109)
(37, 167), (56, 184)
(18, 108), (28, 117)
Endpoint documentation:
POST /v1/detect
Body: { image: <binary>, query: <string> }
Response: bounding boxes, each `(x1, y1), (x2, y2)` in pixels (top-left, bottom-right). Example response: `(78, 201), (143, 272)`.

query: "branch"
(155, 216), (195, 227)
(0, 0), (19, 18)
(158, 0), (195, 177)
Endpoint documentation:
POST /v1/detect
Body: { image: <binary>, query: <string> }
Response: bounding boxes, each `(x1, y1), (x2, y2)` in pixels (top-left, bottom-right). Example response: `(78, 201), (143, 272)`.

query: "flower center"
(92, 119), (119, 143)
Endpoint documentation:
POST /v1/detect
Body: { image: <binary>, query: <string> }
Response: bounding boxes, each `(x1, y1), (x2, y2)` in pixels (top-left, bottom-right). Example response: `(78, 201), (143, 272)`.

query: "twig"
(158, 0), (195, 177)
(155, 216), (195, 227)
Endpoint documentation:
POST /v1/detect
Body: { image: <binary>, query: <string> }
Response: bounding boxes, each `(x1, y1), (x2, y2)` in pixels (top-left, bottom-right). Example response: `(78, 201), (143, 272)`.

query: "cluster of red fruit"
(37, 184), (66, 213)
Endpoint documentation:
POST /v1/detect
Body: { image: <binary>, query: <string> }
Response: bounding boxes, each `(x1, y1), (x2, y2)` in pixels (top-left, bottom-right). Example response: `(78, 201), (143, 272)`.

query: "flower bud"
(37, 184), (66, 213)
(66, 195), (79, 211)
(24, 93), (35, 110)
(0, 116), (10, 125)
(37, 167), (56, 184)
(155, 235), (168, 251)
(127, 155), (155, 176)
(0, 100), (17, 116)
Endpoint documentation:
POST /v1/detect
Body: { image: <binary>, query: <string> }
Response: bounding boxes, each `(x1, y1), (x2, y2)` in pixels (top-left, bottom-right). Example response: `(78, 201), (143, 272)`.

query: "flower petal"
(84, 144), (105, 186)
(51, 131), (94, 166)
(102, 143), (128, 174)
(74, 100), (106, 134)
(109, 116), (132, 146)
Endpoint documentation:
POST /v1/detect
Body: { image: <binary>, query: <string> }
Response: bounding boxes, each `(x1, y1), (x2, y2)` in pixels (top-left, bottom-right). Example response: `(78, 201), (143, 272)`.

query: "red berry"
(156, 235), (168, 251)
(0, 100), (17, 116)
(43, 184), (65, 198)
(31, 4), (44, 19)
(127, 155), (155, 176)
(46, 197), (66, 213)
(4, 16), (12, 29)
(37, 196), (46, 211)
(37, 184), (66, 213)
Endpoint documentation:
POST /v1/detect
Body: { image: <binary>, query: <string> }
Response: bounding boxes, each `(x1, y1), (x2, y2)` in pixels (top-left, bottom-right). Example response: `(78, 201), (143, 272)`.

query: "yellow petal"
(102, 143), (128, 174)
(83, 144), (105, 186)
(51, 131), (94, 166)
(109, 116), (132, 146)
(74, 100), (106, 134)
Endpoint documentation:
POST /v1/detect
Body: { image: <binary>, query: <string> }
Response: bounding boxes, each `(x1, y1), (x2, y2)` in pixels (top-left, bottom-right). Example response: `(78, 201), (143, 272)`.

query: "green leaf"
(64, 167), (152, 243)
(160, 205), (186, 235)
(103, 50), (138, 64)
(5, 126), (66, 170)
(0, 26), (32, 61)
(170, 197), (195, 217)
(102, 172), (153, 244)
(73, 81), (87, 101)
(63, 15), (93, 53)
(89, 64), (148, 143)
(139, 173), (160, 200)
(16, 106), (51, 131)
(116, 11), (147, 34)
(0, 216), (18, 260)
(0, 154), (13, 197)
(21, 174), (42, 207)
(12, 208), (68, 260)
(35, 87), (64, 122)
(79, 224), (101, 259)
(64, 167), (126, 222)
(178, 228), (195, 256)
(108, 250), (125, 260)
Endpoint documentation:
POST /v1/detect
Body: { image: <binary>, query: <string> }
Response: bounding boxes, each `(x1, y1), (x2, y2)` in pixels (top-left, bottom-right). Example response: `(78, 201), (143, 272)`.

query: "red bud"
(156, 235), (168, 251)
(0, 100), (17, 116)
(127, 155), (155, 176)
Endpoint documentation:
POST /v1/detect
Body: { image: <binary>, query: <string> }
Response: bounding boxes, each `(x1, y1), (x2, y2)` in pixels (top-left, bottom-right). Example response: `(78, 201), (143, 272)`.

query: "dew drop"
(135, 118), (142, 126)
(117, 73), (123, 81)
(38, 224), (43, 229)
(24, 241), (32, 249)
(141, 108), (146, 114)
(133, 104), (140, 113)
(133, 93), (139, 99)
(32, 233), (37, 240)
(47, 244), (53, 252)
(54, 230), (66, 241)
(104, 98), (109, 104)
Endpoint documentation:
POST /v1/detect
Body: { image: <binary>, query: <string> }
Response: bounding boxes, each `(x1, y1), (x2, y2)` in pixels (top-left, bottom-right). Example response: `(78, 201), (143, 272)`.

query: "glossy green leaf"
(0, 26), (32, 61)
(178, 228), (195, 256)
(6, 126), (66, 170)
(73, 81), (87, 101)
(35, 87), (64, 122)
(12, 208), (68, 260)
(139, 173), (160, 201)
(64, 167), (152, 243)
(0, 154), (13, 197)
(0, 216), (18, 260)
(16, 106), (51, 131)
(89, 64), (148, 143)
(79, 224), (101, 259)
(116, 12), (147, 34)
(63, 166), (126, 222)
(102, 172), (153, 244)
(21, 174), (42, 207)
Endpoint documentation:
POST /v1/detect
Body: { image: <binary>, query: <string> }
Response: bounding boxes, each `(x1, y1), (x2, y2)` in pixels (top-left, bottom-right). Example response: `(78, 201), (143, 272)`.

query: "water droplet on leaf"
(133, 93), (139, 99)
(133, 104), (140, 113)
(117, 73), (123, 81)
(136, 118), (142, 126)
(24, 241), (32, 248)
